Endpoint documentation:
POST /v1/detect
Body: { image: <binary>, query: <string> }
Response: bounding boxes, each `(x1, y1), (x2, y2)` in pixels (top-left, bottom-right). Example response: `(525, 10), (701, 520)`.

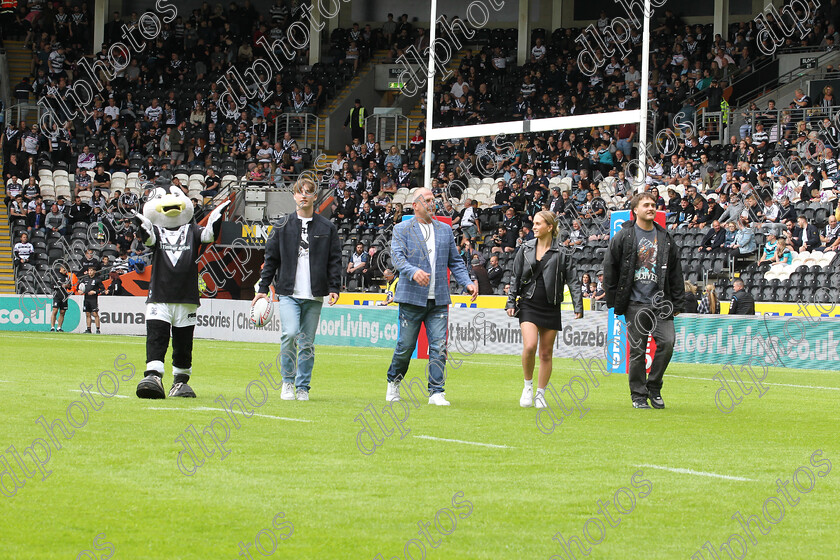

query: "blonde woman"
(506, 211), (583, 408)
(683, 281), (699, 313)
(698, 284), (720, 314)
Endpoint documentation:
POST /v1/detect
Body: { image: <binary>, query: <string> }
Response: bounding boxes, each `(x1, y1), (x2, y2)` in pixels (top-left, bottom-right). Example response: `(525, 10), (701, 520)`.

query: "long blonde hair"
(536, 210), (558, 239)
(705, 283), (718, 313)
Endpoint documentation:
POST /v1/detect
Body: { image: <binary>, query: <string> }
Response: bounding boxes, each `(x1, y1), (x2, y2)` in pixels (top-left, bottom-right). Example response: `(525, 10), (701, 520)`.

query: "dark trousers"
(625, 302), (676, 400)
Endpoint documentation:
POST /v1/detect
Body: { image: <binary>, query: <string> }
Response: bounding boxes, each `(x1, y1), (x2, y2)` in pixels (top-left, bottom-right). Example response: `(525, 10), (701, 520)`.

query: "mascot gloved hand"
(134, 184), (229, 399)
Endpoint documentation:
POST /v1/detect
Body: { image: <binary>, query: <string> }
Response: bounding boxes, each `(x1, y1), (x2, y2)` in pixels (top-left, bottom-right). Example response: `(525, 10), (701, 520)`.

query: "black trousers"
(146, 319), (195, 373)
(624, 302), (676, 400)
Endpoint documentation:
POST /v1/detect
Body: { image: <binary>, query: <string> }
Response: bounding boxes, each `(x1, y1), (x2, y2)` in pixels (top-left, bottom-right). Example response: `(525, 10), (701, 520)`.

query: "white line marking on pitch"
(413, 435), (513, 449)
(636, 464), (755, 482)
(147, 406), (312, 423)
(68, 389), (129, 399)
(670, 375), (840, 391)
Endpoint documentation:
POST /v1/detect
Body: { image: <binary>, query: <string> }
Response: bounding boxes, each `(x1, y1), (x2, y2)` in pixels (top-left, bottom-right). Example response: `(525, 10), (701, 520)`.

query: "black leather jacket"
(506, 238), (583, 314)
(603, 219), (685, 318)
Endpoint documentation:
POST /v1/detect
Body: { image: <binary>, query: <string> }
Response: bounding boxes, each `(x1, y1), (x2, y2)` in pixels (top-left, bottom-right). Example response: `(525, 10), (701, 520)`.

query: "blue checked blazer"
(390, 217), (473, 306)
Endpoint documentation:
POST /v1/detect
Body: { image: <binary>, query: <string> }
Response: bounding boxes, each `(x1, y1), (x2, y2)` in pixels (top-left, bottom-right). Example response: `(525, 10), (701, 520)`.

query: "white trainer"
(295, 388), (309, 401)
(386, 380), (401, 402)
(520, 385), (533, 407)
(281, 382), (295, 400)
(428, 392), (450, 406)
(534, 390), (548, 409)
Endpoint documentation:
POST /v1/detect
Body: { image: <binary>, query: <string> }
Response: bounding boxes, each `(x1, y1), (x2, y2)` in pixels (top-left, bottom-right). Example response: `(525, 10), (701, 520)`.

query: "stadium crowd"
(4, 1), (840, 306)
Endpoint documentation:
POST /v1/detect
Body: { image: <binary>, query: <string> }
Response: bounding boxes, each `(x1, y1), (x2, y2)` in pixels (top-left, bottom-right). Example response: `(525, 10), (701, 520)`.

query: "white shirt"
(418, 221), (436, 297)
(292, 217), (322, 301)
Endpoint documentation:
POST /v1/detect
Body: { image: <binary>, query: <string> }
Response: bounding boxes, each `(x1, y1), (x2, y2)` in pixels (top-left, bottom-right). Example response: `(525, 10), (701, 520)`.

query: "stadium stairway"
(2, 41), (31, 294)
(0, 174), (14, 294)
(403, 51), (468, 140)
(5, 40), (33, 107)
(300, 49), (394, 152)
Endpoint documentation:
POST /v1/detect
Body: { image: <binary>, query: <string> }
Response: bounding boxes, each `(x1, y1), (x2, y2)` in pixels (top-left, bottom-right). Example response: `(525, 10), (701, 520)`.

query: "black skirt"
(518, 258), (563, 331)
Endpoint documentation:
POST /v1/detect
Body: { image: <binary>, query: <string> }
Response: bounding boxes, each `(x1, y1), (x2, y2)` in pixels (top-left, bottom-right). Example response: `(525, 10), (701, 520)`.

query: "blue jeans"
(276, 296), (323, 391)
(616, 139), (632, 157)
(386, 300), (449, 394)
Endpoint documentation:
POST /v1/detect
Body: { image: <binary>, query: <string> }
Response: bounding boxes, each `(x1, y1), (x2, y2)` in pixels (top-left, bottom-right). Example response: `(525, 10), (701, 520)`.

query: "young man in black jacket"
(254, 178), (342, 401)
(603, 192), (685, 409)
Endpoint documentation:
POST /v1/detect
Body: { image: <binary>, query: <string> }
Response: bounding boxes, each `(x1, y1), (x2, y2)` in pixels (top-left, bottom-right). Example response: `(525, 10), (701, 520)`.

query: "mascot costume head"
(133, 181), (229, 399)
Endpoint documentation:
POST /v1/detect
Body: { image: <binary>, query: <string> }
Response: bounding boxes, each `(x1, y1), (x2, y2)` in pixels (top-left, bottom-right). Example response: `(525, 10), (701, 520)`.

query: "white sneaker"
(428, 392), (450, 406)
(386, 380), (401, 402)
(295, 388), (309, 401)
(520, 385), (533, 407)
(535, 390), (548, 409)
(281, 382), (295, 400)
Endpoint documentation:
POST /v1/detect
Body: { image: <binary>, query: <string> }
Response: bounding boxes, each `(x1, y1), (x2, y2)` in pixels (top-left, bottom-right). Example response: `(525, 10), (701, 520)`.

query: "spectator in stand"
(697, 284), (720, 314)
(74, 166), (92, 196)
(791, 215), (820, 251)
(5, 177), (23, 207)
(791, 88), (811, 121)
(817, 215), (840, 251)
(718, 194), (743, 224)
(486, 255), (504, 290)
(728, 278), (755, 315)
(453, 199), (479, 241)
(770, 238), (793, 267)
(683, 282), (699, 313)
(670, 197), (695, 229)
(45, 203), (67, 236)
(729, 216), (757, 265)
(68, 195), (91, 225)
(80, 249), (100, 272)
(471, 255), (492, 295)
(92, 165), (111, 192)
(77, 145), (96, 170)
(757, 232), (778, 266)
(13, 232), (34, 267)
(26, 196), (46, 232)
(698, 220), (726, 252)
(345, 242), (367, 288)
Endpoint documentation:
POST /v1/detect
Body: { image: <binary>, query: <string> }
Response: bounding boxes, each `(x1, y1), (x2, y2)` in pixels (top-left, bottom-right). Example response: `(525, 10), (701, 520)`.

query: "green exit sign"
(388, 81), (405, 89)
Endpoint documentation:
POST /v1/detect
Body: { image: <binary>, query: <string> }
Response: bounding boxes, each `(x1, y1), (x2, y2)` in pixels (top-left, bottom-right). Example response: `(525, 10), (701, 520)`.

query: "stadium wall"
(2, 296), (838, 370)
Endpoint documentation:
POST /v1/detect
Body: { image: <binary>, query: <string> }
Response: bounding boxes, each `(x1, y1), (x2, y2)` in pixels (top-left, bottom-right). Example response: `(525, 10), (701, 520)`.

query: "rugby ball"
(250, 297), (274, 327)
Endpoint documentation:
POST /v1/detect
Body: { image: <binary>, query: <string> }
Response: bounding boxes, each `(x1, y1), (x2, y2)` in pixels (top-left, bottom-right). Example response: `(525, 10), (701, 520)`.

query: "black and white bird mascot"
(132, 184), (229, 399)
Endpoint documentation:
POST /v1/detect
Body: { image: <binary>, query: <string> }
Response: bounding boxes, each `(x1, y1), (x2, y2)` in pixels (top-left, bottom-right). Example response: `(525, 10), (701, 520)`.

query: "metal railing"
(273, 112), (323, 153)
(365, 114), (410, 151)
(727, 105), (840, 145)
(5, 102), (42, 126)
(684, 55), (778, 108)
(732, 50), (840, 108)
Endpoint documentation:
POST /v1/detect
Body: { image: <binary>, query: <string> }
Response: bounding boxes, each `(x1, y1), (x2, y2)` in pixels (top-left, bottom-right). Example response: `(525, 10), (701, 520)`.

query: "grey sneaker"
(632, 399), (652, 409)
(295, 388), (309, 401)
(649, 394), (665, 409)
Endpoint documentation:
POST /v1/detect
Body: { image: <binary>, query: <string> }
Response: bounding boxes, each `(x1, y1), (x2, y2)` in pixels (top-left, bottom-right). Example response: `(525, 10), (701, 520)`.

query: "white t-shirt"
(292, 217), (322, 301)
(418, 221), (436, 298)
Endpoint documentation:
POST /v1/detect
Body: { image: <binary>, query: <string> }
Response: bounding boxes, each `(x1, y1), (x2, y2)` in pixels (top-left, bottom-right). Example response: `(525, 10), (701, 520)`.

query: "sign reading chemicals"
(0, 296), (81, 331)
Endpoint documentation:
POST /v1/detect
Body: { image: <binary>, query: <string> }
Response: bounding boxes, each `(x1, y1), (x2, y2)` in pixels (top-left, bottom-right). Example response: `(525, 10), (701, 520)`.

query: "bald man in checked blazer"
(385, 188), (477, 406)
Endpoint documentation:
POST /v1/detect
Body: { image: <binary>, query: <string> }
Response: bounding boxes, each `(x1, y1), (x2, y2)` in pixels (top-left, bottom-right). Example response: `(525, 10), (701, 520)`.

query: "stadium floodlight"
(423, 0), (653, 189)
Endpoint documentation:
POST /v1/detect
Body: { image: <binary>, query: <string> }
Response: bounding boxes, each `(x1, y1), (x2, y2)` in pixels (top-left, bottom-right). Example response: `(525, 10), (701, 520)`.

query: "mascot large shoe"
(133, 182), (229, 399)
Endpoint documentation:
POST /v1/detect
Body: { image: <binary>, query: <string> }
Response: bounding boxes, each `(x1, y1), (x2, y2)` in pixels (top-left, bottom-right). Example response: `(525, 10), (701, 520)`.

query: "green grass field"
(1, 330), (838, 559)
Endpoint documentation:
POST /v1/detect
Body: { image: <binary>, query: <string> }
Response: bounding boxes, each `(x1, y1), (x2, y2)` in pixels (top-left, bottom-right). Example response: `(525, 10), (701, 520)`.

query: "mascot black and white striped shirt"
(147, 223), (203, 305)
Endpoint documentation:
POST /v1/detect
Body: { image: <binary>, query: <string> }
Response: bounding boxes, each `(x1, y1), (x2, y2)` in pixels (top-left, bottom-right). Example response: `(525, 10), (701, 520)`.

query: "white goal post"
(423, 0), (653, 188)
